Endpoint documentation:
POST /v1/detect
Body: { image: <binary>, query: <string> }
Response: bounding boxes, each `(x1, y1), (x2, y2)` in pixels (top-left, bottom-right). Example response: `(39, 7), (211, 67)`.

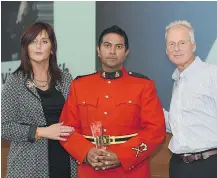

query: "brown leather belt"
(179, 149), (217, 163)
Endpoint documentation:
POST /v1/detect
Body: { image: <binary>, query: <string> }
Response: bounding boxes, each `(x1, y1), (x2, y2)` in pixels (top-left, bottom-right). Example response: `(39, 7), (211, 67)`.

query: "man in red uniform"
(60, 25), (166, 178)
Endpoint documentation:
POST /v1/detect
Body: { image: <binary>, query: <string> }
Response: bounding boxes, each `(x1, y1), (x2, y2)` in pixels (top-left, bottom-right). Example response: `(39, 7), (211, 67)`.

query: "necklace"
(32, 79), (48, 88)
(31, 72), (51, 88)
(34, 73), (51, 82)
(34, 78), (49, 82)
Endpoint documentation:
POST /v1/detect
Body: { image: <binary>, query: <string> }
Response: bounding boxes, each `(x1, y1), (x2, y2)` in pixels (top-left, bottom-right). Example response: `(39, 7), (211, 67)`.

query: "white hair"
(165, 20), (195, 45)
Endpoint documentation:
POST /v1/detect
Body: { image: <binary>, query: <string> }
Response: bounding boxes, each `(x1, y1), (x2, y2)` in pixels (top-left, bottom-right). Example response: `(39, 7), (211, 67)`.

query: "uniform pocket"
(77, 97), (99, 127)
(115, 97), (141, 126)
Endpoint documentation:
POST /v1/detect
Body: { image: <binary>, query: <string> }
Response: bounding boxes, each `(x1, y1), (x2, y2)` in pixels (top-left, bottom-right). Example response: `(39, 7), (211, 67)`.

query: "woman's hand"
(37, 122), (74, 141)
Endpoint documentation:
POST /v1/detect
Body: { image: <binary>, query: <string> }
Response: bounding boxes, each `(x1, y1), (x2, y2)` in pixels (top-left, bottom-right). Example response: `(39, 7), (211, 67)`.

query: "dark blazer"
(1, 70), (77, 178)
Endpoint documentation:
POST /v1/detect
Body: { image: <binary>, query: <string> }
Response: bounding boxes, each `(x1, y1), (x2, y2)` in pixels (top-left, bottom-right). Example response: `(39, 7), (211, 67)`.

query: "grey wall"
(96, 1), (217, 109)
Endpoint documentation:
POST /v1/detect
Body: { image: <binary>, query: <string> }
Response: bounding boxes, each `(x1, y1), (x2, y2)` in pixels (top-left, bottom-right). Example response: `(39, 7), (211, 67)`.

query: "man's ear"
(125, 49), (129, 58)
(193, 45), (196, 52)
(97, 45), (100, 56)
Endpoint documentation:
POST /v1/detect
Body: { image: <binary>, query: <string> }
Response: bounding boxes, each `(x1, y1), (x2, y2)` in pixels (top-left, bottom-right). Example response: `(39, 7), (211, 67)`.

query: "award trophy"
(90, 121), (109, 149)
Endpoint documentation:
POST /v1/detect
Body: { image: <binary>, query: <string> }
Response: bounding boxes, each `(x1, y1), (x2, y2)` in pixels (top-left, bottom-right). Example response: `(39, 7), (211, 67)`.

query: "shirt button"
(108, 81), (111, 84)
(83, 101), (86, 104)
(104, 111), (108, 115)
(104, 129), (107, 132)
(105, 95), (109, 99)
(128, 100), (132, 103)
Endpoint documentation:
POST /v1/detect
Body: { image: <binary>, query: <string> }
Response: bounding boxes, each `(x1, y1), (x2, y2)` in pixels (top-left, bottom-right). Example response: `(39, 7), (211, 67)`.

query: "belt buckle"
(95, 135), (110, 146)
(183, 154), (191, 163)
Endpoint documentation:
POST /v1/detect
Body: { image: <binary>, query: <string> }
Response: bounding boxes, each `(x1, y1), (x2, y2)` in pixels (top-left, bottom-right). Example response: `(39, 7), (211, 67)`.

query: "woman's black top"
(37, 83), (71, 178)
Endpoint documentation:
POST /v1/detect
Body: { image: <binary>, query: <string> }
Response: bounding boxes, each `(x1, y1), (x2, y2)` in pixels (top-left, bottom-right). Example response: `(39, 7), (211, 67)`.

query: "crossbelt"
(83, 133), (138, 145)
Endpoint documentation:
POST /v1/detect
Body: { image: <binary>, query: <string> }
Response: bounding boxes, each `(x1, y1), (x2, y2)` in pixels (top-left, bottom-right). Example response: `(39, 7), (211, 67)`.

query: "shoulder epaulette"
(128, 71), (151, 80)
(74, 71), (97, 80)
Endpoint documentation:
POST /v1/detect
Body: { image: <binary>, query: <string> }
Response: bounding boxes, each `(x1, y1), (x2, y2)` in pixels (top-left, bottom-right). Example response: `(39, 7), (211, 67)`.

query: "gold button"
(105, 95), (109, 99)
(108, 81), (111, 84)
(104, 129), (107, 132)
(83, 101), (86, 104)
(128, 100), (132, 103)
(104, 111), (108, 115)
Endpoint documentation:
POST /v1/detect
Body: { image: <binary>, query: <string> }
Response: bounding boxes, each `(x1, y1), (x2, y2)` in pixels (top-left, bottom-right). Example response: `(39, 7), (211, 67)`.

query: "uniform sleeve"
(1, 74), (37, 142)
(111, 80), (166, 170)
(59, 80), (94, 163)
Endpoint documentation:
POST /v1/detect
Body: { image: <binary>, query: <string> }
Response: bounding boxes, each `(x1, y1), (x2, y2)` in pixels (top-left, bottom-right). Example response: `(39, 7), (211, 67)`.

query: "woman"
(1, 22), (77, 178)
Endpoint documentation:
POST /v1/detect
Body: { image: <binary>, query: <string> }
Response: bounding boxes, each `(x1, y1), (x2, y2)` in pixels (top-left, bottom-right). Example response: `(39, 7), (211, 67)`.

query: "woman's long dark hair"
(14, 21), (61, 82)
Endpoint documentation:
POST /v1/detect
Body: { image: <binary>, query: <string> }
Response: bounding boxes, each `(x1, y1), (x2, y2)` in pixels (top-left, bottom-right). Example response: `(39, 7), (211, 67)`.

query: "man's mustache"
(106, 56), (117, 59)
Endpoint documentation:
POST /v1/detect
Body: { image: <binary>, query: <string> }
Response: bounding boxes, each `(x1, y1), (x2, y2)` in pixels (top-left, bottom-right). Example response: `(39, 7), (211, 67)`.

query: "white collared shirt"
(164, 57), (217, 154)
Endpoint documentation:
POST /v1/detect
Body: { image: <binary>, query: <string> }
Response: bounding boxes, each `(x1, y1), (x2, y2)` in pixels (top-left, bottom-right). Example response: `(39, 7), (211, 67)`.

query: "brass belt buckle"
(95, 135), (110, 147)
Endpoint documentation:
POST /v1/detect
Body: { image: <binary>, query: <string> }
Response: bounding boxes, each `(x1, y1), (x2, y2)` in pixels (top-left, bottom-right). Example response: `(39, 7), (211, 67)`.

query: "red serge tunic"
(60, 68), (166, 178)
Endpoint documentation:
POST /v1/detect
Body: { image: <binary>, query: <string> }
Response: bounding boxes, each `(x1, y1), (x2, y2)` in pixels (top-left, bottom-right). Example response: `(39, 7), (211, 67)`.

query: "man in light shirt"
(164, 20), (217, 178)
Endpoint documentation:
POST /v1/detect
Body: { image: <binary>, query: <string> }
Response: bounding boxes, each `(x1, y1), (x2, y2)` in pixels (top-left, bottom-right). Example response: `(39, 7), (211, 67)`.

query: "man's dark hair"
(98, 25), (129, 50)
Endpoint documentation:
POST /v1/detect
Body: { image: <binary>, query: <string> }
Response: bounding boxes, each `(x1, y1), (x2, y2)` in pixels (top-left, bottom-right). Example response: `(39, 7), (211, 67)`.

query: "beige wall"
(1, 134), (172, 178)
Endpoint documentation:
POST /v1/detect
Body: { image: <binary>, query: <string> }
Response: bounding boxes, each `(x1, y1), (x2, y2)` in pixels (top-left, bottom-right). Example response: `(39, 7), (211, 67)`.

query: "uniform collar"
(172, 56), (203, 81)
(100, 68), (124, 79)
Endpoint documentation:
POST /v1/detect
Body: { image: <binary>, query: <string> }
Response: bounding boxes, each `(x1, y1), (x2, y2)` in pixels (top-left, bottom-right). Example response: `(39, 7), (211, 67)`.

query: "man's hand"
(96, 150), (121, 170)
(86, 148), (106, 169)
